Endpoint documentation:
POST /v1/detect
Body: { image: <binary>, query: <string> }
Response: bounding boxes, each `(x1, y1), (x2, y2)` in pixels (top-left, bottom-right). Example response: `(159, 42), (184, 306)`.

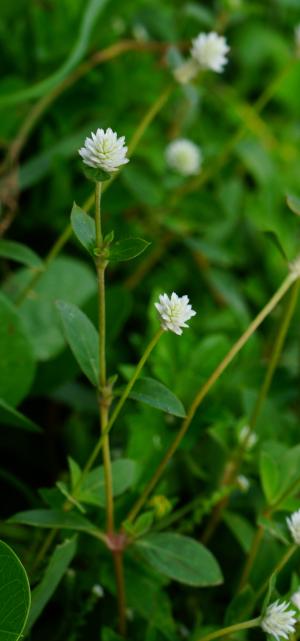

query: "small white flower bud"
(261, 600), (297, 641)
(78, 128), (129, 173)
(237, 475), (250, 492)
(291, 588), (300, 611)
(287, 509), (300, 545)
(165, 139), (202, 176)
(91, 584), (104, 598)
(155, 292), (196, 336)
(238, 425), (257, 450)
(173, 59), (199, 84)
(289, 255), (300, 279)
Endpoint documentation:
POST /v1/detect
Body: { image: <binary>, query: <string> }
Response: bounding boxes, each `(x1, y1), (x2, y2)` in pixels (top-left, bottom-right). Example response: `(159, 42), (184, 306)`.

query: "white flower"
(238, 425), (257, 450)
(165, 139), (202, 176)
(78, 128), (129, 173)
(191, 32), (230, 73)
(91, 584), (104, 598)
(237, 475), (250, 492)
(155, 292), (196, 335)
(261, 600), (297, 641)
(291, 589), (300, 610)
(287, 509), (300, 544)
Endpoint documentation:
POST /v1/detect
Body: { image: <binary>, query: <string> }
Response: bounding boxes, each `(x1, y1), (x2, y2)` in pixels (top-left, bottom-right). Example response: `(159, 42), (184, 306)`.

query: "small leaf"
(0, 398), (41, 433)
(74, 459), (137, 507)
(56, 300), (99, 386)
(83, 165), (111, 182)
(135, 533), (223, 587)
(263, 231), (287, 261)
(71, 203), (96, 255)
(0, 540), (31, 641)
(286, 194), (300, 216)
(8, 509), (99, 536)
(26, 537), (77, 630)
(0, 240), (43, 268)
(128, 377), (186, 417)
(109, 238), (150, 262)
(123, 512), (154, 538)
(260, 452), (280, 504)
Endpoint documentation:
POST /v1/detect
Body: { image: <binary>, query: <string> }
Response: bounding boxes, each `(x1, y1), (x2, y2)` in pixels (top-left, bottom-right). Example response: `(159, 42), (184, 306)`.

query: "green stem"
(125, 272), (297, 524)
(196, 617), (260, 641)
(113, 551), (127, 636)
(127, 82), (174, 157)
(74, 327), (164, 490)
(255, 544), (297, 603)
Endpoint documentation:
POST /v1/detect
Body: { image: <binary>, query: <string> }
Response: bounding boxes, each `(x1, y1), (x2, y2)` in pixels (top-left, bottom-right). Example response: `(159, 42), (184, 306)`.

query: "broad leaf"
(26, 537), (77, 630)
(8, 509), (99, 537)
(56, 300), (99, 386)
(128, 377), (186, 417)
(72, 459), (137, 507)
(71, 203), (96, 255)
(0, 540), (31, 641)
(260, 452), (280, 504)
(135, 533), (223, 586)
(0, 240), (43, 268)
(0, 292), (36, 406)
(109, 238), (150, 262)
(0, 398), (41, 433)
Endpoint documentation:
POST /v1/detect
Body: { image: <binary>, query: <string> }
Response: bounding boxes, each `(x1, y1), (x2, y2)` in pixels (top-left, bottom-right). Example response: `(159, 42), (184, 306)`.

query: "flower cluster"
(174, 31), (230, 84)
(287, 509), (300, 544)
(165, 139), (202, 176)
(155, 293), (196, 335)
(78, 127), (129, 173)
(261, 600), (297, 641)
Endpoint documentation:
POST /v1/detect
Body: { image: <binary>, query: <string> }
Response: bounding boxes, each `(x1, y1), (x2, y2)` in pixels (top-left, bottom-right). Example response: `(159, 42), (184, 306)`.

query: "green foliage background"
(1, 0), (300, 639)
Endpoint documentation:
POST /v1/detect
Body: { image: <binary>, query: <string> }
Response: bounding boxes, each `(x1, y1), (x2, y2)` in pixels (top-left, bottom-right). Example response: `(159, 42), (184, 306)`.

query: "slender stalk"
(202, 279), (300, 543)
(94, 181), (114, 534)
(127, 82), (174, 157)
(255, 544), (297, 603)
(196, 617), (260, 641)
(113, 552), (127, 636)
(126, 272), (297, 524)
(75, 327), (164, 488)
(239, 525), (265, 590)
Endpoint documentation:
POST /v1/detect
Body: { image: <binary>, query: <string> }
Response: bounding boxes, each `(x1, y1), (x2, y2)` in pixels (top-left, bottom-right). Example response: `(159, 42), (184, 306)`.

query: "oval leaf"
(0, 540), (31, 641)
(71, 203), (96, 255)
(260, 452), (280, 504)
(286, 193), (300, 216)
(56, 300), (99, 386)
(109, 238), (150, 262)
(8, 509), (99, 536)
(135, 533), (223, 587)
(26, 537), (77, 631)
(0, 240), (43, 268)
(72, 459), (137, 507)
(128, 377), (186, 417)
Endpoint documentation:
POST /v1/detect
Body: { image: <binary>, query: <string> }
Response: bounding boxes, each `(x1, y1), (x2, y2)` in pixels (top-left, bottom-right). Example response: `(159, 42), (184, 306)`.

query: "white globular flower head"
(191, 32), (230, 73)
(287, 509), (300, 544)
(155, 293), (196, 336)
(260, 600), (297, 641)
(78, 128), (129, 173)
(165, 139), (202, 176)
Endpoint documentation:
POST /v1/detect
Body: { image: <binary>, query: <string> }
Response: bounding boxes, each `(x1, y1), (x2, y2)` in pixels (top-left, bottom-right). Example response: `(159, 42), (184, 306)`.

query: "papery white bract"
(78, 128), (129, 172)
(191, 32), (230, 73)
(261, 601), (297, 641)
(238, 425), (257, 450)
(291, 589), (300, 611)
(155, 293), (196, 335)
(287, 509), (300, 544)
(165, 139), (202, 176)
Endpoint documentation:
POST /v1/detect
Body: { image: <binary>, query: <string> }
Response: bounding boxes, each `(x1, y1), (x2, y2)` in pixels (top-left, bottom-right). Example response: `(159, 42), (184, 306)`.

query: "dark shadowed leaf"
(0, 540), (31, 641)
(56, 300), (99, 386)
(0, 398), (41, 433)
(0, 240), (43, 268)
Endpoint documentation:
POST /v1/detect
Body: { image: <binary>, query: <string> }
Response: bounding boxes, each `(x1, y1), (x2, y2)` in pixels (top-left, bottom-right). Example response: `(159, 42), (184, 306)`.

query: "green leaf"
(260, 452), (280, 504)
(109, 238), (150, 262)
(135, 533), (223, 587)
(56, 300), (99, 386)
(225, 585), (255, 625)
(71, 203), (96, 255)
(0, 240), (43, 268)
(8, 509), (99, 537)
(128, 377), (186, 417)
(0, 540), (31, 641)
(102, 629), (124, 641)
(286, 193), (300, 216)
(0, 292), (36, 406)
(5, 256), (97, 361)
(0, 398), (41, 433)
(264, 230), (288, 261)
(26, 537), (77, 630)
(73, 459), (137, 507)
(123, 512), (154, 538)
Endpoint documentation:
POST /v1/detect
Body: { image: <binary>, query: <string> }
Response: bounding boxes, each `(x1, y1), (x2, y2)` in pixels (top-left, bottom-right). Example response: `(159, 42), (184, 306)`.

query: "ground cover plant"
(2, 1), (300, 640)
